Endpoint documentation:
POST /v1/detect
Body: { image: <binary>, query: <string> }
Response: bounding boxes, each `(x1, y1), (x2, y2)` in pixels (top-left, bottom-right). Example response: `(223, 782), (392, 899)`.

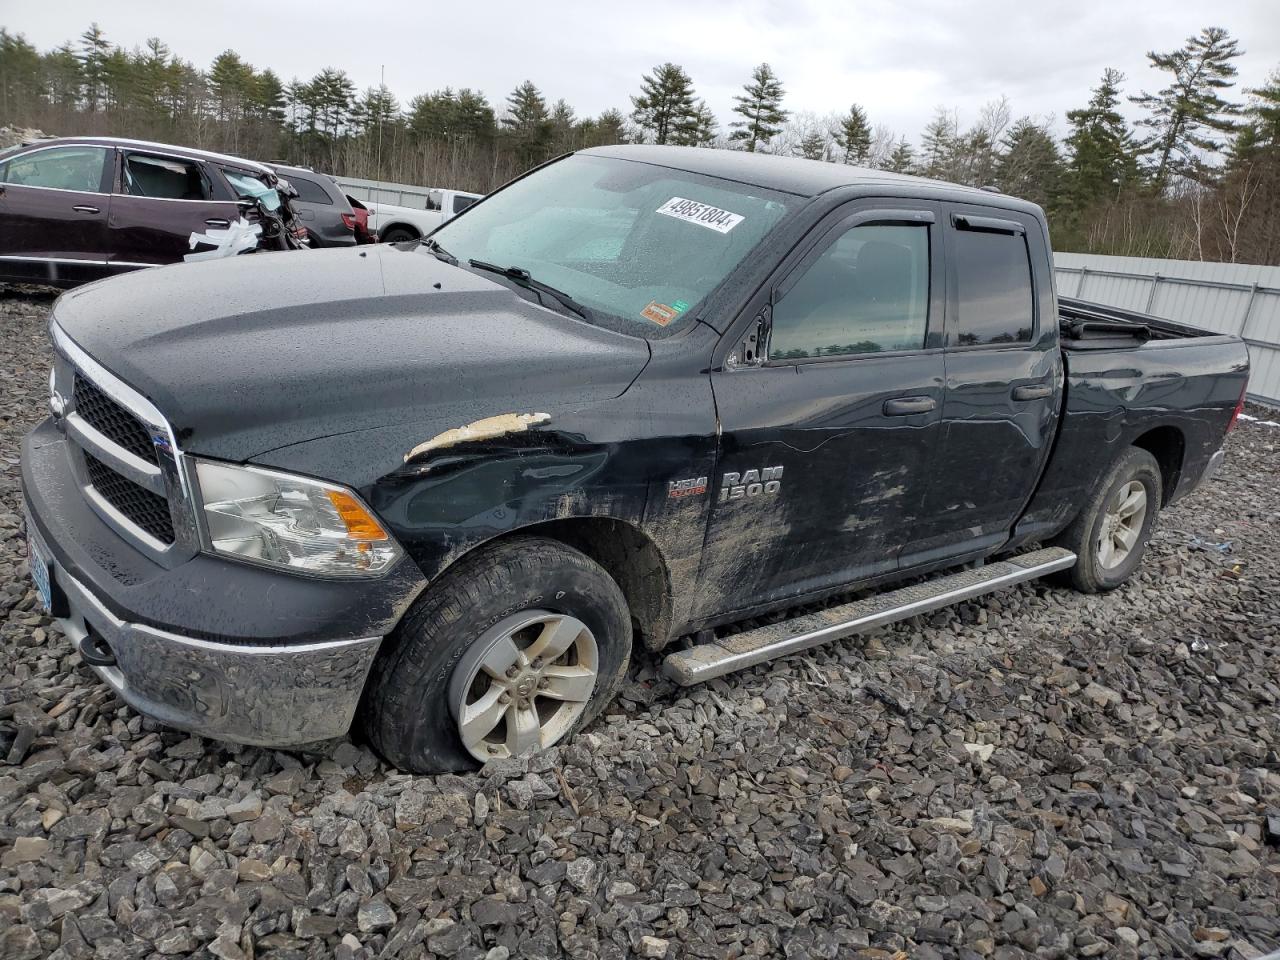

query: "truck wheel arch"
(420, 517), (675, 652)
(379, 223), (421, 242)
(1132, 426), (1185, 506)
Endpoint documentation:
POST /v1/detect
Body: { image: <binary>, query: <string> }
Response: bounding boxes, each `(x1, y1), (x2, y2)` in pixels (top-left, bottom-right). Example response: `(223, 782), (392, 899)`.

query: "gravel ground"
(1, 289), (1278, 960)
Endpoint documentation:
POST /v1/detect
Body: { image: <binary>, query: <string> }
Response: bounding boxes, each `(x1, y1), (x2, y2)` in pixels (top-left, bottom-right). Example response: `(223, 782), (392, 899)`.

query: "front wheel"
(1054, 447), (1163, 593)
(360, 537), (632, 773)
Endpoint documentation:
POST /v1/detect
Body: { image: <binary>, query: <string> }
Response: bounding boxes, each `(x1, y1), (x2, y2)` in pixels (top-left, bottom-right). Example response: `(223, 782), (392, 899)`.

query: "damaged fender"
(404, 412), (552, 462)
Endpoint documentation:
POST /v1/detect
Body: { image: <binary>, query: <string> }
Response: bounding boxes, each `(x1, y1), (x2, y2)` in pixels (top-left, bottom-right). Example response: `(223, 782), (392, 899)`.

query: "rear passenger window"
(1, 146), (108, 192)
(769, 224), (930, 360)
(952, 227), (1034, 346)
(289, 176), (333, 204)
(123, 153), (209, 200)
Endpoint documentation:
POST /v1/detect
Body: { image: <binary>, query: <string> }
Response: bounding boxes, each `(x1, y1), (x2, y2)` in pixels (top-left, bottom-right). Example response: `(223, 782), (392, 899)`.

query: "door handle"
(204, 218), (231, 228)
(72, 204), (100, 214)
(883, 396), (937, 416)
(1012, 383), (1052, 401)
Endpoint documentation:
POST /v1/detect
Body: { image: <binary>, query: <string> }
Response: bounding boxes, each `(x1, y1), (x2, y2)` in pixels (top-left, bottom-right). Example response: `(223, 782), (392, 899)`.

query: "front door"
(903, 206), (1061, 567)
(0, 144), (112, 284)
(694, 202), (946, 620)
(107, 149), (244, 267)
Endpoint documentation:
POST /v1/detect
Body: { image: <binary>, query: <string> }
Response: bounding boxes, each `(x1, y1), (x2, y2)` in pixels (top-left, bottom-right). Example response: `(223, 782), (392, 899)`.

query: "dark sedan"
(0, 136), (299, 287)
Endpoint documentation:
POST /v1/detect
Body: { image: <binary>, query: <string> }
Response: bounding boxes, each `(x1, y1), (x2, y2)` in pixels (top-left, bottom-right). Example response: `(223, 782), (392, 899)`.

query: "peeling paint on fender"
(403, 412), (552, 462)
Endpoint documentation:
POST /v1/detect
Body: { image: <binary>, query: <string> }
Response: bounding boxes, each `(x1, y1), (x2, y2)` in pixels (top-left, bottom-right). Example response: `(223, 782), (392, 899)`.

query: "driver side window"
(770, 223), (930, 361)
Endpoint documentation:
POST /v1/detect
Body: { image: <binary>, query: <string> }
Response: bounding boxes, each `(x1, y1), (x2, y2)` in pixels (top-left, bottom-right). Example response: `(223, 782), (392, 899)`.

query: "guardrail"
(1054, 253), (1280, 406)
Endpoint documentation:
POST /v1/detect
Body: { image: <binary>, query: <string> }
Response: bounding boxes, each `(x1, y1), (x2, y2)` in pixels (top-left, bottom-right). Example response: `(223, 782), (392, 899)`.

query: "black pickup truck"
(21, 146), (1249, 773)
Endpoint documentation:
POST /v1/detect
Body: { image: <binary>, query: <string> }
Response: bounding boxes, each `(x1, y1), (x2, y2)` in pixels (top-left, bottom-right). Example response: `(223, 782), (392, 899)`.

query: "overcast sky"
(6, 0), (1280, 143)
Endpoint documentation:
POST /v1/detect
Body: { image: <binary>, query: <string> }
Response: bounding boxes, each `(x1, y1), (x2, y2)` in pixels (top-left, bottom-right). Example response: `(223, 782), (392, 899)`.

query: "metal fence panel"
(334, 176), (438, 211)
(1054, 252), (1280, 405)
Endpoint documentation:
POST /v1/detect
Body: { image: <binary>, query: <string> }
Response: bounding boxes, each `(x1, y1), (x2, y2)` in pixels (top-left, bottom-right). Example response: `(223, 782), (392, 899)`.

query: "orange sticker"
(641, 301), (678, 326)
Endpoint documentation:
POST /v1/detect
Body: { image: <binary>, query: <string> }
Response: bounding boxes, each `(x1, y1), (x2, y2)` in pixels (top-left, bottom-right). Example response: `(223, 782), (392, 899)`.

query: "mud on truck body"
(22, 146), (1249, 773)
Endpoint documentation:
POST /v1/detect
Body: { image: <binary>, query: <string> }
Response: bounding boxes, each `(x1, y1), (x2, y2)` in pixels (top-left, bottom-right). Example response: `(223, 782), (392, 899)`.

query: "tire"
(379, 227), (418, 244)
(360, 537), (632, 774)
(1053, 447), (1163, 593)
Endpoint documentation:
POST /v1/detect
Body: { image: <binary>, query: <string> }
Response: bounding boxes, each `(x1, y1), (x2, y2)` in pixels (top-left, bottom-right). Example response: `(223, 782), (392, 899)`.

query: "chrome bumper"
(54, 567), (382, 747)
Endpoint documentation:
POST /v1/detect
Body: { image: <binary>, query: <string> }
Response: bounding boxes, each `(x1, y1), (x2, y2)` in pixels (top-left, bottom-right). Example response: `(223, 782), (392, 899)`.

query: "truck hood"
(52, 244), (651, 461)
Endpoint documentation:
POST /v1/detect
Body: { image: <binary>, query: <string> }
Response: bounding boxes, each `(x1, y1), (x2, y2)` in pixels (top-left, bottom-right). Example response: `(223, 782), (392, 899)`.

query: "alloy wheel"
(447, 610), (599, 763)
(1096, 480), (1148, 570)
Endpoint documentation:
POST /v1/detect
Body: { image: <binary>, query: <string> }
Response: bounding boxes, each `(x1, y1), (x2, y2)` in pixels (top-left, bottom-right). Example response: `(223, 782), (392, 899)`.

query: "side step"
(662, 546), (1076, 686)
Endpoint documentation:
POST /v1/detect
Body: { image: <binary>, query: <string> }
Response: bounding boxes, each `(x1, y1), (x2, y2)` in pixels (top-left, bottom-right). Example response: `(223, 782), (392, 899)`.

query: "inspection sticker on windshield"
(641, 301), (679, 326)
(656, 197), (744, 234)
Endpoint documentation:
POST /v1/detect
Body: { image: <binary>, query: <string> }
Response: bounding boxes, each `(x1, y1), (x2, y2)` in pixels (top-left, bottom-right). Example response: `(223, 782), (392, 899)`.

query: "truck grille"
(84, 452), (176, 545)
(73, 376), (159, 466)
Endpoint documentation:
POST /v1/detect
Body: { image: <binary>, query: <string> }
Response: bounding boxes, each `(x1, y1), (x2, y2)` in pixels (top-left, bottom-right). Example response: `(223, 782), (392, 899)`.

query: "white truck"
(336, 177), (482, 243)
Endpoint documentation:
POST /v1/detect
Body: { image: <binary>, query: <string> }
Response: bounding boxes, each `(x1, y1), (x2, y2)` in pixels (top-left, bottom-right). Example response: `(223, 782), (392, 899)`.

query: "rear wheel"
(379, 227), (418, 244)
(1053, 447), (1162, 593)
(360, 537), (631, 773)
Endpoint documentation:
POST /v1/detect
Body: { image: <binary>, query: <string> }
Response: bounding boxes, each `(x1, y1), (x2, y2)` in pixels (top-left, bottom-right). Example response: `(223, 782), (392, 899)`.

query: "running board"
(663, 546), (1076, 686)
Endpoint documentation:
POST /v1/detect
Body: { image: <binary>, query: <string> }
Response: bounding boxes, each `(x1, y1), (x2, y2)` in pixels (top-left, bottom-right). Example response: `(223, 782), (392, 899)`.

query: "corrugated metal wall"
(1053, 253), (1280, 405)
(335, 176), (438, 211)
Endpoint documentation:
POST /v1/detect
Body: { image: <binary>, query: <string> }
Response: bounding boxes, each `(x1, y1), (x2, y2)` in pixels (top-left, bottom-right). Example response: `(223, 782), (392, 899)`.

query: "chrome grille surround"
(50, 321), (198, 566)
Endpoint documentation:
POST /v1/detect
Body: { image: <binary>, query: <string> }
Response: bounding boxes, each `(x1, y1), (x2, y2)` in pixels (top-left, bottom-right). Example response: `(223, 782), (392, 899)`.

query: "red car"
(0, 136), (302, 287)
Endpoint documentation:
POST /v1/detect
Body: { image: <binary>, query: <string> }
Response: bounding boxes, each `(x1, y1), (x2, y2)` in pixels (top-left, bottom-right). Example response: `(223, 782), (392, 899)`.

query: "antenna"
(375, 64), (385, 188)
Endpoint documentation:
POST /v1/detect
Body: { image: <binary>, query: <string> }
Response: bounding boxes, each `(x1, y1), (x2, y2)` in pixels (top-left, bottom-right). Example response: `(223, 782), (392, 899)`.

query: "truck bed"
(1058, 296), (1221, 348)
(1010, 296), (1251, 546)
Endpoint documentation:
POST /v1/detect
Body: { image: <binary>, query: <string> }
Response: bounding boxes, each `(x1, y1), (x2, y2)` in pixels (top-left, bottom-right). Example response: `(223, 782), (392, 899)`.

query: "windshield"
(224, 169), (281, 212)
(429, 154), (797, 336)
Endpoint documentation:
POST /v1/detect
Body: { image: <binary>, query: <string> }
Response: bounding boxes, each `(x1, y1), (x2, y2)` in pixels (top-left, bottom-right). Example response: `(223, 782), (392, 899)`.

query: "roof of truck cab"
(582, 144), (1041, 212)
(24, 136), (273, 175)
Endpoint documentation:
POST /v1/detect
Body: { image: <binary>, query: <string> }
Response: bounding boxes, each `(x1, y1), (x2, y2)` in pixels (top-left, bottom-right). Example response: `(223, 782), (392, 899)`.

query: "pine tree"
(919, 108), (959, 179)
(631, 63), (699, 145)
(502, 80), (552, 166)
(77, 23), (111, 112)
(1130, 26), (1243, 187)
(454, 89), (495, 142)
(798, 130), (827, 160)
(354, 85), (399, 137)
(674, 100), (717, 146)
(209, 51), (252, 125)
(549, 98), (577, 152)
(729, 62), (787, 151)
(834, 104), (872, 164)
(1064, 68), (1141, 208)
(590, 109), (628, 146)
(995, 118), (1063, 210)
(885, 139), (914, 174)
(0, 30), (44, 122)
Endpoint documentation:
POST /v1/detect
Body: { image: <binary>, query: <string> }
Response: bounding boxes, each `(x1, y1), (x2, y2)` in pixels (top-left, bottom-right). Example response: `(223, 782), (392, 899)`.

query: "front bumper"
(50, 557), (382, 746)
(22, 419), (426, 746)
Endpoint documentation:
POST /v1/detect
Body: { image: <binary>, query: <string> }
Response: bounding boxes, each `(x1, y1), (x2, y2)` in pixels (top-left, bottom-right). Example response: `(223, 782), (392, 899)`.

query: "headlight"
(193, 459), (402, 577)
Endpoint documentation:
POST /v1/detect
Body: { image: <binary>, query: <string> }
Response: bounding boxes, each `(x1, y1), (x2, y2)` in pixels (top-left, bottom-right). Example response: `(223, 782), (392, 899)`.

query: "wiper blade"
(467, 259), (593, 323)
(422, 237), (457, 265)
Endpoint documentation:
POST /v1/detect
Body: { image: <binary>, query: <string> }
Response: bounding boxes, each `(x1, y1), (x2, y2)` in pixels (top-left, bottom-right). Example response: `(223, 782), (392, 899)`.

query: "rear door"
(694, 201), (946, 618)
(107, 148), (243, 266)
(903, 206), (1061, 567)
(0, 144), (112, 283)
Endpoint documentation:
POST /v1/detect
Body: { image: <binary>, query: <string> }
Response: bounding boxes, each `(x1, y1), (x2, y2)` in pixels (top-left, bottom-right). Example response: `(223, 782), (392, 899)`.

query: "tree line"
(1, 24), (1277, 264)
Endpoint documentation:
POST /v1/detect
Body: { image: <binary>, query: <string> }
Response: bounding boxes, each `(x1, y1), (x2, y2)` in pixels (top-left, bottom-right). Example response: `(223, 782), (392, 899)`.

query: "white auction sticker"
(656, 197), (744, 234)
